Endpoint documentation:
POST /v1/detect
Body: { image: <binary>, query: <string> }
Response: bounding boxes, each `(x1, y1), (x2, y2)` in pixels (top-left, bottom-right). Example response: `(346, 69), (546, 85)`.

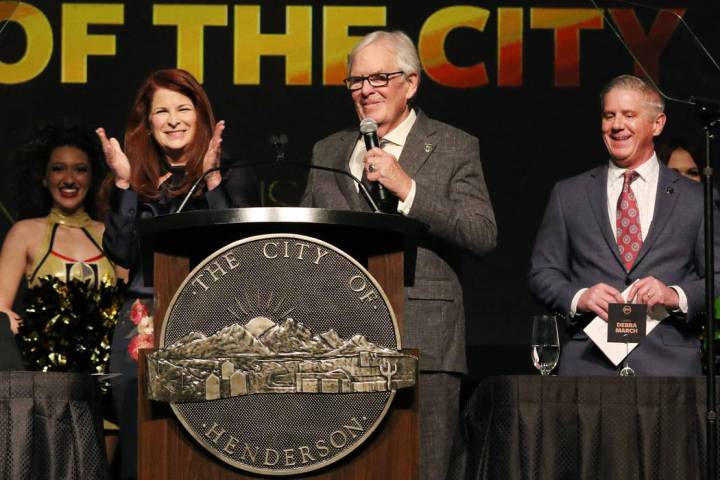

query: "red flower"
(130, 299), (149, 326)
(128, 333), (155, 361)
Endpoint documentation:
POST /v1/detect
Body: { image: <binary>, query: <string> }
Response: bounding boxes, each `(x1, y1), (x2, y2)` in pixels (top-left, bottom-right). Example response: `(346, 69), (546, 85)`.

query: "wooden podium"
(137, 208), (421, 479)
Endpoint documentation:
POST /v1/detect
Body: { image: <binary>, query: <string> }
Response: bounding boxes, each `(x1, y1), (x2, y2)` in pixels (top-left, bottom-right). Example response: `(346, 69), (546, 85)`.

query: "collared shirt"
(349, 109), (417, 215)
(570, 153), (688, 315)
(606, 153), (659, 241)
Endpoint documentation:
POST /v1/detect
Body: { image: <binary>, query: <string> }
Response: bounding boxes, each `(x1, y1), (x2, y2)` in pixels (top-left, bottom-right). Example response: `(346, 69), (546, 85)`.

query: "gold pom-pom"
(19, 276), (126, 378)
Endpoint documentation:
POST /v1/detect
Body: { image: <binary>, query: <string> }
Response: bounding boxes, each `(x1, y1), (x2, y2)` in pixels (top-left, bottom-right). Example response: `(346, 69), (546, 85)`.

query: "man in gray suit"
(529, 74), (720, 376)
(301, 31), (496, 479)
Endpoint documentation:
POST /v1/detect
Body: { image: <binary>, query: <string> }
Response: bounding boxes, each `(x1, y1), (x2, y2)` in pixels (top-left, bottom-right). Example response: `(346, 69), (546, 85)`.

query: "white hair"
(347, 30), (421, 76)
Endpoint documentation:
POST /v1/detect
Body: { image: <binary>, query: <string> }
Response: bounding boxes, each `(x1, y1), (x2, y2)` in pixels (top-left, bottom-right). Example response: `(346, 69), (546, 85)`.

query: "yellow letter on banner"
(0, 2), (53, 84)
(62, 3), (124, 83)
(530, 8), (603, 87)
(497, 8), (523, 87)
(418, 6), (490, 88)
(154, 5), (228, 83)
(322, 6), (385, 85)
(234, 5), (311, 85)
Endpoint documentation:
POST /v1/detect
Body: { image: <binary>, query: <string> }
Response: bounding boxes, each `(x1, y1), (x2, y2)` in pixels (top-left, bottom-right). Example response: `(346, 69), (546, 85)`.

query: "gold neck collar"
(47, 207), (93, 228)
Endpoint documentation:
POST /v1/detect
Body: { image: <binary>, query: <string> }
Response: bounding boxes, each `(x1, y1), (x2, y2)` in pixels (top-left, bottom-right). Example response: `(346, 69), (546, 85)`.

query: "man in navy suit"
(529, 74), (720, 376)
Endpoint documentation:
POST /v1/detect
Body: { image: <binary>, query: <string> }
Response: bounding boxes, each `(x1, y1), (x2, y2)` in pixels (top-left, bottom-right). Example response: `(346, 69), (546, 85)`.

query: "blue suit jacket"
(528, 161), (720, 375)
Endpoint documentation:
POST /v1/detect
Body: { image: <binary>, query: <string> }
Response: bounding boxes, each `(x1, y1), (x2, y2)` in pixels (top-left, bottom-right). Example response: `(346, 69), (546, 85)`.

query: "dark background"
(1, 0), (719, 379)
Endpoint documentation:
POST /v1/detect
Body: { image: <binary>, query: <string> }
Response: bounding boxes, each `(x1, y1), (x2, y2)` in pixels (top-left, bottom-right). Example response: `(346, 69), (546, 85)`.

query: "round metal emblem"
(160, 234), (400, 475)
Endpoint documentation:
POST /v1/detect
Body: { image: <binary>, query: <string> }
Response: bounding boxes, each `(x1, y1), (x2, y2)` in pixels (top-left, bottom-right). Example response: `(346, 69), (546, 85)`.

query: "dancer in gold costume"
(0, 123), (120, 333)
(26, 207), (116, 288)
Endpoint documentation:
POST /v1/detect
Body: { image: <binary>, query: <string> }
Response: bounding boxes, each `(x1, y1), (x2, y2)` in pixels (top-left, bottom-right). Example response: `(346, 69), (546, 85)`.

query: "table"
(0, 371), (108, 479)
(453, 376), (718, 480)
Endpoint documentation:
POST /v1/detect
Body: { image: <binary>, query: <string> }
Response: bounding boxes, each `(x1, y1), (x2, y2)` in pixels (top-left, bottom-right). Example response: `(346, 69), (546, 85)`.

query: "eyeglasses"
(343, 71), (405, 91)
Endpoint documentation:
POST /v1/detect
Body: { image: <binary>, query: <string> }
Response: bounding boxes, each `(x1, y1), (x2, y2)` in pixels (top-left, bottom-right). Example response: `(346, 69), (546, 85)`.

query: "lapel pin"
(424, 143), (433, 153)
(666, 187), (674, 194)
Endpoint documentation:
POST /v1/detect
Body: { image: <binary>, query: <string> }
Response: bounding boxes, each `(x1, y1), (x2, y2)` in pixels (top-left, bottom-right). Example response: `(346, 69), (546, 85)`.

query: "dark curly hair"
(656, 137), (701, 166)
(16, 122), (106, 220)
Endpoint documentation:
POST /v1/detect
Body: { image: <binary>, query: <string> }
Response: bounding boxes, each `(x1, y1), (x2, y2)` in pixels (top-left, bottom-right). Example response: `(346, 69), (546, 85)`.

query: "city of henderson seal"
(147, 233), (417, 475)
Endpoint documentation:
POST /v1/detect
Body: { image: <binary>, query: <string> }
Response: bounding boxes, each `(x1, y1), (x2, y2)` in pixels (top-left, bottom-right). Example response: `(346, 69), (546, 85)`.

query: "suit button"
(624, 277), (633, 286)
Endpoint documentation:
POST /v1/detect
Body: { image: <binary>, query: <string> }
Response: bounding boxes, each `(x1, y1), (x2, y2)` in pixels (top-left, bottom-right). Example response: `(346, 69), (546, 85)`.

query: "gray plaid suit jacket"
(301, 110), (497, 373)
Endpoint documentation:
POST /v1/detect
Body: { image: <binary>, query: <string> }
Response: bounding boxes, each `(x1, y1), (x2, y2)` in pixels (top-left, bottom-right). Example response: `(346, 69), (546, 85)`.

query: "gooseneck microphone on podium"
(176, 160), (382, 214)
(359, 118), (398, 214)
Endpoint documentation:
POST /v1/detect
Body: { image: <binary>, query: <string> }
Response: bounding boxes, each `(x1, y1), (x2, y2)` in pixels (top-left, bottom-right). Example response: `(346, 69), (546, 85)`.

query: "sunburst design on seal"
(226, 290), (295, 329)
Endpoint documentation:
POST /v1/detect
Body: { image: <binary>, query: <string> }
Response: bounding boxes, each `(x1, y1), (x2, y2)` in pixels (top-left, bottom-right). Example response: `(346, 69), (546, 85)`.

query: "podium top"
(138, 207), (421, 236)
(138, 207), (422, 286)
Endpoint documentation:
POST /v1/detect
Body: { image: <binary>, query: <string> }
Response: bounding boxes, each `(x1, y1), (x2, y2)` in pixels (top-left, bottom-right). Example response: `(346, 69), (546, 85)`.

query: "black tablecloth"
(453, 376), (719, 480)
(0, 371), (108, 480)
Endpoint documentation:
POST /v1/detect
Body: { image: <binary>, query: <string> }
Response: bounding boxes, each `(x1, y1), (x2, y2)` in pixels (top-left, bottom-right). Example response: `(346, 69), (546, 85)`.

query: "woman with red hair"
(97, 68), (256, 478)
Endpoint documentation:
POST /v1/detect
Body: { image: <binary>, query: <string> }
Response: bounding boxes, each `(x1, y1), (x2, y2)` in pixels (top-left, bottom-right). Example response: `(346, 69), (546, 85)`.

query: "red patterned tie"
(616, 170), (642, 271)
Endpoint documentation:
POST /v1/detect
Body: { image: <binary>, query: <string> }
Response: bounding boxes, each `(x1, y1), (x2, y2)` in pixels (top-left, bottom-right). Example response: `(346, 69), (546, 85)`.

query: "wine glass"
(531, 314), (560, 375)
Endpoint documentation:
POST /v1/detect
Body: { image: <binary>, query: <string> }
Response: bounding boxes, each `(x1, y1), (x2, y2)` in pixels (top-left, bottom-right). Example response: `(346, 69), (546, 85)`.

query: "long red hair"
(124, 69), (215, 200)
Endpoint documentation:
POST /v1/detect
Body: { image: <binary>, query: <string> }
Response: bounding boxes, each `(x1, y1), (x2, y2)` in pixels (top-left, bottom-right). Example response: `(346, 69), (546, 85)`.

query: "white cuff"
(669, 286), (688, 313)
(397, 180), (416, 216)
(570, 288), (588, 316)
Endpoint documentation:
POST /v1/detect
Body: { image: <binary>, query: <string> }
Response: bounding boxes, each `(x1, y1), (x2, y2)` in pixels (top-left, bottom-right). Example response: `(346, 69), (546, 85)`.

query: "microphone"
(359, 118), (397, 213)
(589, 0), (710, 108)
(269, 133), (288, 162)
(175, 166), (220, 213)
(360, 117), (381, 150)
(176, 160), (381, 214)
(689, 96), (720, 122)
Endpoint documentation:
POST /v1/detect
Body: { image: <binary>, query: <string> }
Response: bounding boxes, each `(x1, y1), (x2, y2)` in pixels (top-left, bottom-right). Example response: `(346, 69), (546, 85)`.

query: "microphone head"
(359, 118), (378, 134)
(268, 133), (289, 145)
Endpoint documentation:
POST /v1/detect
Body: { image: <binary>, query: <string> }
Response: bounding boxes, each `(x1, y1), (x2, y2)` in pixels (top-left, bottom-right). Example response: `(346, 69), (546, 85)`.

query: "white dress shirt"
(570, 154), (688, 314)
(349, 109), (417, 215)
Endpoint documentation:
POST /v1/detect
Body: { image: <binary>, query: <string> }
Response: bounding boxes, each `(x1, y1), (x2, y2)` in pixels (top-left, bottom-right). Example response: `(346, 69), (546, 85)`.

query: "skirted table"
(453, 376), (719, 480)
(0, 371), (108, 479)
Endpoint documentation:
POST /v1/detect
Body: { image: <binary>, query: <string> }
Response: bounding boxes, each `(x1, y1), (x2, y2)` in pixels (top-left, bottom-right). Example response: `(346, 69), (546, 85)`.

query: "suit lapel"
(587, 165), (625, 269)
(398, 111), (436, 177)
(629, 164), (680, 272)
(335, 110), (435, 211)
(333, 131), (370, 211)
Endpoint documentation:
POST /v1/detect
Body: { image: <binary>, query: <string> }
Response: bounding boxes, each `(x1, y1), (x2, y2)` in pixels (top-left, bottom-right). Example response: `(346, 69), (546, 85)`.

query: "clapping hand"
(96, 128), (131, 189)
(203, 121), (225, 191)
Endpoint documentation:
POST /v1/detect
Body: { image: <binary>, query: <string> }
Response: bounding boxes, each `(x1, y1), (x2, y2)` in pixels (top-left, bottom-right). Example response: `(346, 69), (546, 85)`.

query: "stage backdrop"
(1, 0), (719, 364)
